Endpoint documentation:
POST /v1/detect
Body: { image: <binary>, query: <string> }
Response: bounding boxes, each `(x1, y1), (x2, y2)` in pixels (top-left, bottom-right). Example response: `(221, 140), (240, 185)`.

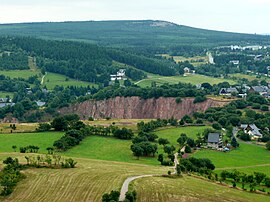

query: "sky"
(0, 0), (270, 34)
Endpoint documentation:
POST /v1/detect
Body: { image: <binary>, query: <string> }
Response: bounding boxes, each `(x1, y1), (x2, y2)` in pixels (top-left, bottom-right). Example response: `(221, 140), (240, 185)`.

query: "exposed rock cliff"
(59, 97), (229, 119)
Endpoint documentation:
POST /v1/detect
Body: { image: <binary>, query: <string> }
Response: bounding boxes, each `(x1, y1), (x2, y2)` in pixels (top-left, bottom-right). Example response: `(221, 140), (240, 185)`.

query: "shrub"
(175, 97), (182, 104)
(261, 105), (269, 111)
(193, 96), (207, 104)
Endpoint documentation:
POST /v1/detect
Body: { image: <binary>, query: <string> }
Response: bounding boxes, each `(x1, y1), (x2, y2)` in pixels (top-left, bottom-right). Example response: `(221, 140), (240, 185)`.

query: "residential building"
(240, 124), (262, 139)
(207, 133), (222, 149)
(219, 87), (239, 96)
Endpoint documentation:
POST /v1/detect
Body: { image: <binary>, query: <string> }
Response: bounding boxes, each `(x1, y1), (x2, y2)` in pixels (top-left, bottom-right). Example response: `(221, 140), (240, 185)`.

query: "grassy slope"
(230, 73), (270, 82)
(0, 132), (63, 153)
(136, 74), (236, 87)
(42, 72), (95, 90)
(64, 126), (209, 166)
(193, 143), (270, 168)
(0, 153), (167, 202)
(132, 176), (270, 202)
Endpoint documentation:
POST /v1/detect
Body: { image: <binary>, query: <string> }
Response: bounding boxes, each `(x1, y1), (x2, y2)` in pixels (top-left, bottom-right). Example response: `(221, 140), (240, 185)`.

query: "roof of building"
(208, 133), (220, 143)
(220, 87), (239, 94)
(251, 86), (268, 93)
(240, 124), (262, 136)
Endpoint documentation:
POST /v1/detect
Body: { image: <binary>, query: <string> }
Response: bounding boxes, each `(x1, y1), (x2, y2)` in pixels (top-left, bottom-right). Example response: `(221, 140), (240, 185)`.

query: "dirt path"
(119, 152), (179, 201)
(119, 174), (155, 201)
(41, 72), (47, 85)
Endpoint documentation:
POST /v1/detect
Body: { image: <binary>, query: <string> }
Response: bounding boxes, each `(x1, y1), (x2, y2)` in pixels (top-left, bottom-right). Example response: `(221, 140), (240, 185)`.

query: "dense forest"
(0, 20), (269, 56)
(0, 37), (180, 84)
(0, 52), (29, 70)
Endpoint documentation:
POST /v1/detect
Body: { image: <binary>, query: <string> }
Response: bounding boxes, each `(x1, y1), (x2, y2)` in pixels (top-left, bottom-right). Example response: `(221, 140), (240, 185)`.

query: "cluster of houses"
(219, 83), (270, 98)
(207, 123), (263, 151)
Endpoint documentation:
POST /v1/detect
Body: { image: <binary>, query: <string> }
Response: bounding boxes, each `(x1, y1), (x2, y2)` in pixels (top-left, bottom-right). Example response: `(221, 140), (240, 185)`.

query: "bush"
(102, 190), (120, 202)
(261, 105), (269, 111)
(185, 145), (192, 153)
(193, 96), (207, 104)
(175, 97), (182, 104)
(252, 103), (261, 109)
(266, 141), (270, 151)
(36, 123), (51, 132)
(88, 117), (94, 121)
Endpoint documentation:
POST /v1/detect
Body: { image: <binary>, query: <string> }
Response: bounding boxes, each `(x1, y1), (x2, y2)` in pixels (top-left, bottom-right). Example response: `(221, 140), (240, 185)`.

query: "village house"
(249, 86), (269, 97)
(207, 133), (222, 149)
(229, 60), (240, 65)
(240, 124), (262, 139)
(219, 87), (239, 96)
(110, 69), (127, 81)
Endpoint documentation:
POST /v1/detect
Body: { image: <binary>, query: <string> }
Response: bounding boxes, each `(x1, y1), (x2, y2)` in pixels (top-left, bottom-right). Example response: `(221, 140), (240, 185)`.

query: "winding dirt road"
(119, 152), (179, 201)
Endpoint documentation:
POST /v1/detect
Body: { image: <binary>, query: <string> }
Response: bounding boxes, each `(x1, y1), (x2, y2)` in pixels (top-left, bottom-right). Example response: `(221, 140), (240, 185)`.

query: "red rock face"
(58, 97), (229, 119)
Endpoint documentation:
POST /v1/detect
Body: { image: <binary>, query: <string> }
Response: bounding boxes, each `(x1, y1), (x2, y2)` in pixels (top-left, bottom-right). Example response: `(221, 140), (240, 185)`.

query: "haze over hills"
(0, 20), (269, 52)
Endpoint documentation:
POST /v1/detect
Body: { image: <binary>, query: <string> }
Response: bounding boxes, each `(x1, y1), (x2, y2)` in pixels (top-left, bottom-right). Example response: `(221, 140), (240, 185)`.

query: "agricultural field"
(158, 54), (208, 66)
(230, 73), (270, 82)
(85, 119), (152, 131)
(42, 72), (95, 90)
(136, 74), (236, 87)
(0, 132), (63, 153)
(0, 123), (38, 133)
(0, 126), (269, 201)
(132, 176), (270, 202)
(0, 153), (167, 202)
(64, 126), (209, 166)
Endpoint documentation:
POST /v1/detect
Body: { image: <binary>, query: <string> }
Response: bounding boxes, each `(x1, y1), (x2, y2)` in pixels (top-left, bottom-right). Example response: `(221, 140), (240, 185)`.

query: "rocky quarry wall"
(59, 97), (229, 119)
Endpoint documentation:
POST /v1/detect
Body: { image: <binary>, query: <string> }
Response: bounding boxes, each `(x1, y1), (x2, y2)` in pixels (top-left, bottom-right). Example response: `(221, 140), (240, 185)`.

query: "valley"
(0, 20), (269, 202)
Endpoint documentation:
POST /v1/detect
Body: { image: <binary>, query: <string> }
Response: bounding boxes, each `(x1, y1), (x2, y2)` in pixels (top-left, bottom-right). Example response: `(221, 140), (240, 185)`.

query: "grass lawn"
(0, 132), (63, 153)
(193, 143), (270, 170)
(155, 126), (209, 147)
(136, 74), (236, 87)
(132, 176), (270, 202)
(42, 72), (95, 90)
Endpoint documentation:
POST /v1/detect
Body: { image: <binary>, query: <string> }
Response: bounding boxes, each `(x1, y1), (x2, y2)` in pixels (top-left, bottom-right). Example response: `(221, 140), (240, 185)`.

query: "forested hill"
(0, 20), (269, 54)
(0, 37), (180, 84)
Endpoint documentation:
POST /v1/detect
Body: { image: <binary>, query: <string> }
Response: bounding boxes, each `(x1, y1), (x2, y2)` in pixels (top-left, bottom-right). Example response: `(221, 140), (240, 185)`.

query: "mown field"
(132, 176), (270, 202)
(0, 125), (269, 201)
(0, 123), (38, 133)
(0, 132), (63, 153)
(136, 74), (236, 87)
(0, 153), (167, 202)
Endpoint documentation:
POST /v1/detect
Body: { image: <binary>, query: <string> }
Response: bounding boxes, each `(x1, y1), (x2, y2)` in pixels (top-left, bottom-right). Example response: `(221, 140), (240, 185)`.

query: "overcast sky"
(0, 0), (269, 34)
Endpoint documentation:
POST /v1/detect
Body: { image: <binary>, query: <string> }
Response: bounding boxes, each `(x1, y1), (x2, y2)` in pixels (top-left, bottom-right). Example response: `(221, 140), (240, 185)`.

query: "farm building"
(240, 124), (262, 139)
(207, 133), (222, 149)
